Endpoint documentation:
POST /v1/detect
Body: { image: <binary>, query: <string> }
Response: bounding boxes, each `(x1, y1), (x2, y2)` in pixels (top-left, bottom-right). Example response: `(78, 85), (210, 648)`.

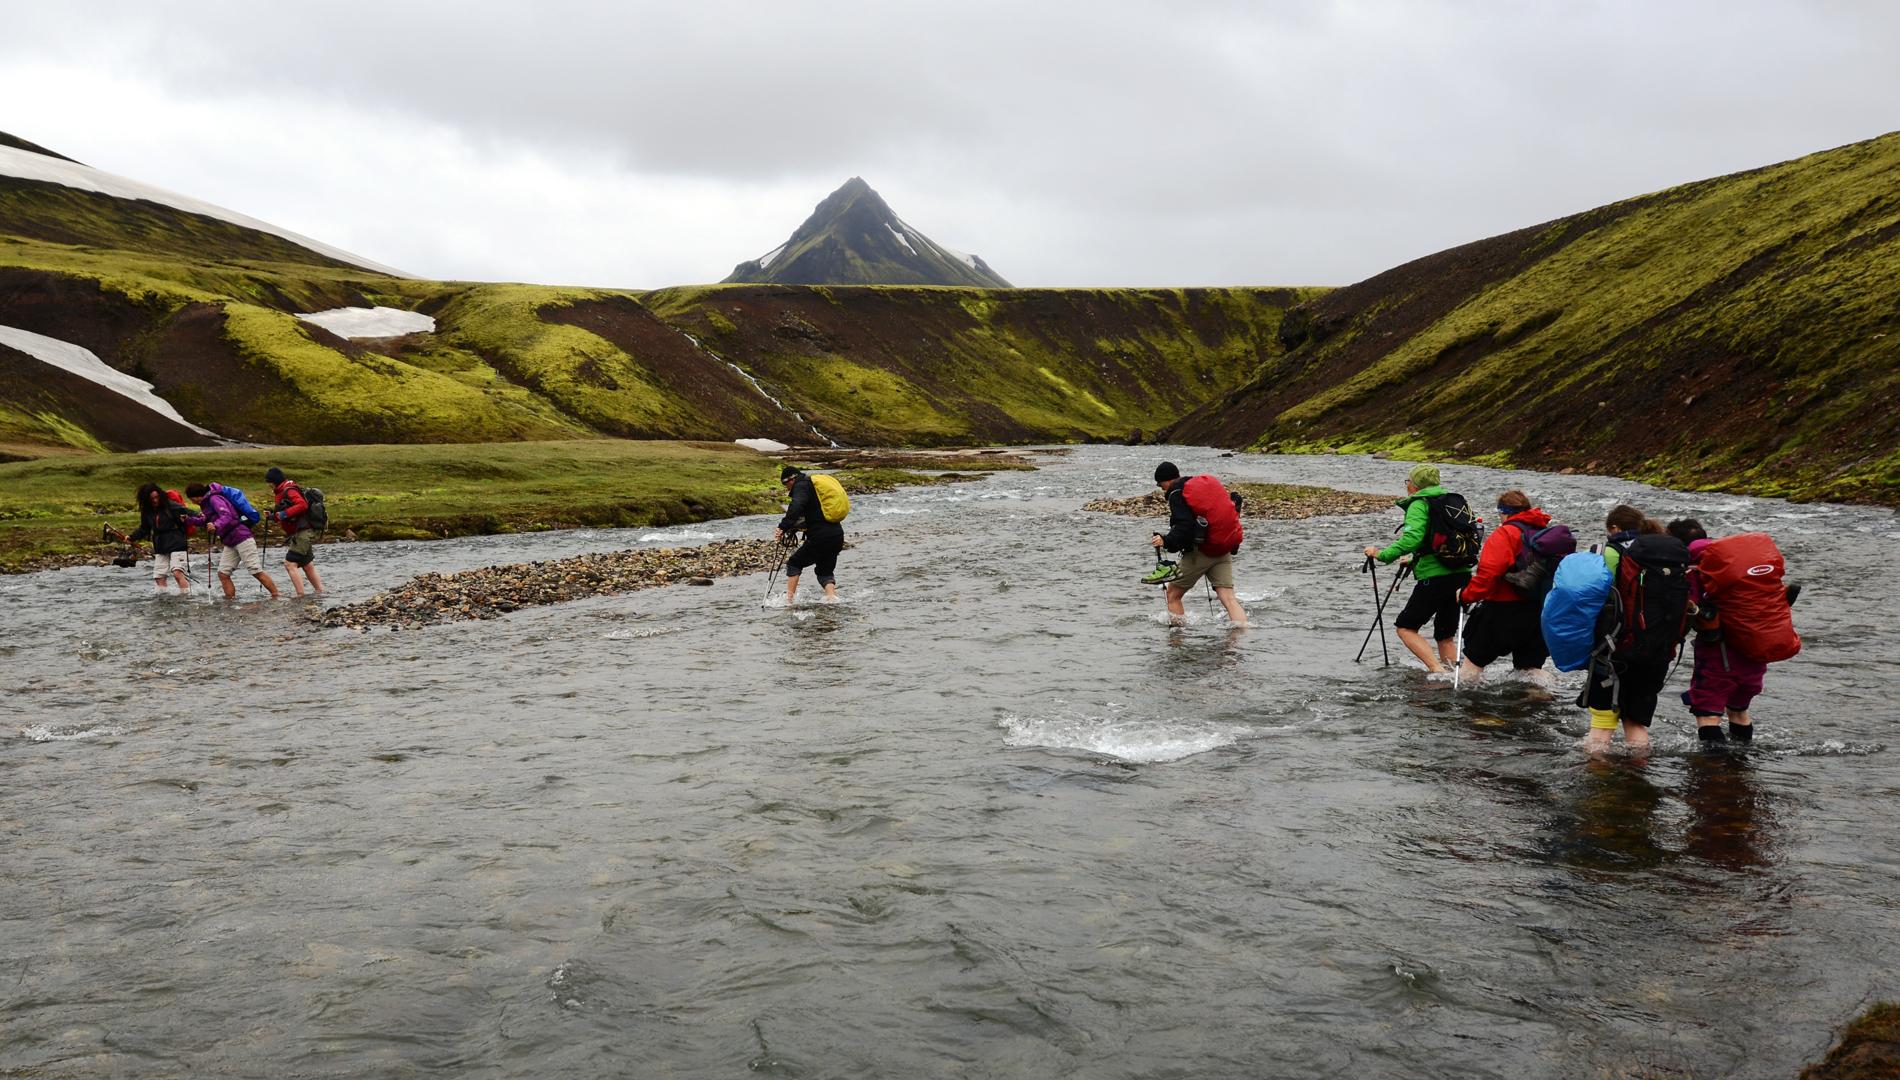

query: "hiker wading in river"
(1151, 462), (1247, 627)
(774, 465), (844, 604)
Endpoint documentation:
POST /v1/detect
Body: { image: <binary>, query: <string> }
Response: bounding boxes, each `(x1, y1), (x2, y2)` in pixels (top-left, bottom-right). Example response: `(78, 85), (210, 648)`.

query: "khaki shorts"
(284, 529), (319, 565)
(1171, 548), (1235, 591)
(151, 551), (186, 578)
(218, 538), (263, 576)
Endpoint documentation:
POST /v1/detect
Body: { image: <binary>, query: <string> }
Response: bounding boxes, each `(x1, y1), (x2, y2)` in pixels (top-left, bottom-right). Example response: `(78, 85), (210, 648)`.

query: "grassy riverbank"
(0, 439), (973, 573)
(1803, 1002), (1900, 1080)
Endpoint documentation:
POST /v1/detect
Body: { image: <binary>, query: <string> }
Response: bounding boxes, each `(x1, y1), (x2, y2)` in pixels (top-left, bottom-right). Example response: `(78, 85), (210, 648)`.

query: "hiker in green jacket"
(1361, 465), (1474, 674)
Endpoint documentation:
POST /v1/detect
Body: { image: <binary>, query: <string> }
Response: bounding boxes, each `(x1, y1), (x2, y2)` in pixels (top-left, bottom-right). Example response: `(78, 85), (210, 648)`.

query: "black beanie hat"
(265, 467), (286, 484)
(1154, 461), (1181, 483)
(780, 465), (801, 482)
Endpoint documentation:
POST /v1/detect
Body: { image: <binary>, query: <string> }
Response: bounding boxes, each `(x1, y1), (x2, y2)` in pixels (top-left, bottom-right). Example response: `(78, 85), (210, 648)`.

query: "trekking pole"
(1355, 557), (1406, 665)
(1354, 556), (1390, 665)
(760, 534), (791, 607)
(1453, 602), (1469, 690)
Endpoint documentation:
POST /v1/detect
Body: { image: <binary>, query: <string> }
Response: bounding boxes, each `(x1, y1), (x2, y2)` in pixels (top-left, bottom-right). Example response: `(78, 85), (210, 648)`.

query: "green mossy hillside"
(643, 285), (1319, 445)
(1168, 131), (1900, 504)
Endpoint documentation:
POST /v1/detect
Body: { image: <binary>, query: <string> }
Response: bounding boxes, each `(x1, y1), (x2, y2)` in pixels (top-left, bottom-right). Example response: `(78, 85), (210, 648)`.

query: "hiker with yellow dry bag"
(774, 465), (849, 604)
(1149, 462), (1247, 626)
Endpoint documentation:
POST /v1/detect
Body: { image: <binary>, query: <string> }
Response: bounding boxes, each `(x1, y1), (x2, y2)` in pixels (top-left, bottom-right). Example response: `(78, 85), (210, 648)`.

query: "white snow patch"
(942, 245), (980, 270)
(0, 145), (408, 277)
(0, 324), (219, 437)
(884, 223), (917, 255)
(296, 307), (435, 339)
(734, 438), (789, 452)
(755, 242), (788, 271)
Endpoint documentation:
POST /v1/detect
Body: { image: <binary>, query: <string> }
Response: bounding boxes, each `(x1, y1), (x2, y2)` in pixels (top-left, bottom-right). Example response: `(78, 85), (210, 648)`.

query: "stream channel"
(2, 445), (1896, 1078)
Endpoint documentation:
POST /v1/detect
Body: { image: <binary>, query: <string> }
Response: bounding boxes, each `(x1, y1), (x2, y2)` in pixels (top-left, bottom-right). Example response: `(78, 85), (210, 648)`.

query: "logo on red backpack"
(1746, 564), (1774, 576)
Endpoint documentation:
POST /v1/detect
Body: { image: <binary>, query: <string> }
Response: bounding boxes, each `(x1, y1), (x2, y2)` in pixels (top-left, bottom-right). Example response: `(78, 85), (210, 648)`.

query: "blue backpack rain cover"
(219, 484), (262, 526)
(1541, 551), (1613, 671)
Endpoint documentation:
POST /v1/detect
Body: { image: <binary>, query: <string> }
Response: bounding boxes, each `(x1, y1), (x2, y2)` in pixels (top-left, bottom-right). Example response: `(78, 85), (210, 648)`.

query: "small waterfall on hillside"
(677, 330), (839, 447)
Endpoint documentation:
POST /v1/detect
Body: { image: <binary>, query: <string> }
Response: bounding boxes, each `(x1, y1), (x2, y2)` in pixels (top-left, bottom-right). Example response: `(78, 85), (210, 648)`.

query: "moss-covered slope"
(1167, 132), (1900, 503)
(643, 284), (1311, 445)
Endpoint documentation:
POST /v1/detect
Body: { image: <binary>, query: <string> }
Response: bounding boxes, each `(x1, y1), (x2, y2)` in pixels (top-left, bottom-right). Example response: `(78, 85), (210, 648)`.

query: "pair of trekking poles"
(759, 532), (798, 607)
(1355, 555), (1470, 686)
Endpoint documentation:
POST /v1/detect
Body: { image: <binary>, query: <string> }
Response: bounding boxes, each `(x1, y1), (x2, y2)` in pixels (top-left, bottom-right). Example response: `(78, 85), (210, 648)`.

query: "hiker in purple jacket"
(185, 482), (280, 600)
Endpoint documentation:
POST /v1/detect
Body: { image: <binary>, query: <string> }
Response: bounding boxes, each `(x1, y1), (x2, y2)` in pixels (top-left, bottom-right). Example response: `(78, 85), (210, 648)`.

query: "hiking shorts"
(284, 529), (319, 566)
(786, 531), (844, 586)
(218, 538), (263, 576)
(1682, 638), (1766, 717)
(151, 551), (186, 579)
(1461, 599), (1548, 670)
(1395, 573), (1470, 640)
(1170, 548), (1235, 592)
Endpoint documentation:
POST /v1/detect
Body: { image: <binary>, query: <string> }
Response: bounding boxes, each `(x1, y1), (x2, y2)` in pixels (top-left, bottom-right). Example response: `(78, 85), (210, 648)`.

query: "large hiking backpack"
(1698, 532), (1800, 663)
(292, 483), (330, 532)
(219, 484), (262, 526)
(1607, 533), (1692, 664)
(1542, 551), (1614, 671)
(1502, 522), (1577, 599)
(810, 473), (850, 523)
(1423, 493), (1483, 570)
(300, 484), (330, 532)
(1182, 474), (1244, 557)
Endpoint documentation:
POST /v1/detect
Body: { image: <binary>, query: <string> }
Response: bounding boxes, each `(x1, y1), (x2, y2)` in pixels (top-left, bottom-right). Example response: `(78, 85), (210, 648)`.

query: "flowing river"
(2, 446), (1895, 1078)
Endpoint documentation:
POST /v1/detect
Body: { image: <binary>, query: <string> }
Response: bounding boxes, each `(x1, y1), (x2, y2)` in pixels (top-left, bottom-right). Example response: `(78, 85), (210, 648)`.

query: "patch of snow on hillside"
(756, 243), (788, 270)
(734, 438), (789, 452)
(296, 307), (435, 338)
(884, 223), (917, 256)
(942, 245), (980, 270)
(0, 145), (409, 277)
(0, 324), (219, 436)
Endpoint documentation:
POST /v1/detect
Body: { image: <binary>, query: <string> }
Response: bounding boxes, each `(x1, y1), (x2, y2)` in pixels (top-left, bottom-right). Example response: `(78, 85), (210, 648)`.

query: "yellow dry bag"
(810, 473), (851, 523)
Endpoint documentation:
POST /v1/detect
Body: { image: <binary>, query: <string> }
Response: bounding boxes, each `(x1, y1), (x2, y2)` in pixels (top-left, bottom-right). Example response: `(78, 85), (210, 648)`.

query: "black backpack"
(1423, 493), (1483, 570)
(1502, 521), (1578, 599)
(299, 485), (329, 532)
(1605, 533), (1691, 664)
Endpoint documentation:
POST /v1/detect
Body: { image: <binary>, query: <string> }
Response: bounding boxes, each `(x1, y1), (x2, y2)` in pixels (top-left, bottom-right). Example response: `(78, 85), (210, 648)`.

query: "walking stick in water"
(1354, 557), (1407, 666)
(760, 534), (792, 607)
(1454, 602), (1469, 690)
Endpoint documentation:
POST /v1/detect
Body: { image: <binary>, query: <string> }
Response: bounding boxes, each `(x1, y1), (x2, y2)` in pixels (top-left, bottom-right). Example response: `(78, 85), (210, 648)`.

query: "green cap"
(1408, 464), (1441, 489)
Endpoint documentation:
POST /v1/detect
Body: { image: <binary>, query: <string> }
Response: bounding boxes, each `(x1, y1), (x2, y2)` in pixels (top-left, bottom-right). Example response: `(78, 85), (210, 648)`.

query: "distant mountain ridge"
(724, 177), (1011, 287)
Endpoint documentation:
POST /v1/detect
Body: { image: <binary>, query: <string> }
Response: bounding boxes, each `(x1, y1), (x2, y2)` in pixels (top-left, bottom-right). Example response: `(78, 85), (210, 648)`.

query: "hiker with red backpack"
(1361, 465), (1480, 674)
(107, 483), (194, 593)
(263, 467), (326, 597)
(1668, 518), (1802, 746)
(1454, 489), (1571, 690)
(1149, 461), (1247, 626)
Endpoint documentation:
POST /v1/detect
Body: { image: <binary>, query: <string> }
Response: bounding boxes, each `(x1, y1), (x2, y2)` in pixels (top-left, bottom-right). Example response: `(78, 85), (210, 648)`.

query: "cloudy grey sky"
(4, 1), (1895, 288)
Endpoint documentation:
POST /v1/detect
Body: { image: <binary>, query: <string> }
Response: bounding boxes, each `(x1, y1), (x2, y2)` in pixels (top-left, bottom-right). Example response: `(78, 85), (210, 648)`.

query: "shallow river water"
(3, 446), (1897, 1078)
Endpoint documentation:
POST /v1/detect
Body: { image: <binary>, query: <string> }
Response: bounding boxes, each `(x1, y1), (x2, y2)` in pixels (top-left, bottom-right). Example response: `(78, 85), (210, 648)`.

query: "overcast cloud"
(3, 1), (1895, 288)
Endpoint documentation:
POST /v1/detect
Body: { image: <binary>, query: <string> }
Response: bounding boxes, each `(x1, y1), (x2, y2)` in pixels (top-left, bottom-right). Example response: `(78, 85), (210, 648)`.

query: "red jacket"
(271, 479), (311, 535)
(1461, 508), (1550, 604)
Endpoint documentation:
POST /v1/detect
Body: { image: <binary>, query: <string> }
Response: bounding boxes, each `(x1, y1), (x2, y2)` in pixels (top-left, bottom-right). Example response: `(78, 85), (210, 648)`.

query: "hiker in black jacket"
(108, 483), (193, 593)
(774, 466), (842, 604)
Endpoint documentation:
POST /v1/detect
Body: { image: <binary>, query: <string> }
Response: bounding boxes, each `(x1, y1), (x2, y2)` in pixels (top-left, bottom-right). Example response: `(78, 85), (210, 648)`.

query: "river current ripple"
(2, 446), (1896, 1078)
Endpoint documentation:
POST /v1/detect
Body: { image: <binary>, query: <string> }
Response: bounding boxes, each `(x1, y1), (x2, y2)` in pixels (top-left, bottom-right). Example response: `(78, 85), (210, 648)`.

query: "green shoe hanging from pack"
(1142, 559), (1178, 586)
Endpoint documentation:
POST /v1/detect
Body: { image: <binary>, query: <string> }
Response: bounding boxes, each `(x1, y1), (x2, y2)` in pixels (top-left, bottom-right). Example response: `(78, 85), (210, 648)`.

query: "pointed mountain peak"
(724, 178), (1011, 287)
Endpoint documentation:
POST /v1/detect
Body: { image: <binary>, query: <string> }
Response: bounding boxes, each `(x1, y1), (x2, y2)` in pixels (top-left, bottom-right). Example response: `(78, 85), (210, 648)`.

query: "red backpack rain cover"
(1698, 532), (1800, 663)
(1182, 474), (1244, 557)
(166, 488), (198, 538)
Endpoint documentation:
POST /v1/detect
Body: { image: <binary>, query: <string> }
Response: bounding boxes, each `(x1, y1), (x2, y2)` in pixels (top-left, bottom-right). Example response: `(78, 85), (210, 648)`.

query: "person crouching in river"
(185, 482), (280, 600)
(1150, 462), (1247, 627)
(774, 466), (842, 604)
(108, 483), (192, 593)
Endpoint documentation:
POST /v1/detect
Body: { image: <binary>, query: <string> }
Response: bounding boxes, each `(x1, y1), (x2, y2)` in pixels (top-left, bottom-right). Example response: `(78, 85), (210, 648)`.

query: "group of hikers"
(1148, 461), (1803, 754)
(109, 468), (328, 599)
